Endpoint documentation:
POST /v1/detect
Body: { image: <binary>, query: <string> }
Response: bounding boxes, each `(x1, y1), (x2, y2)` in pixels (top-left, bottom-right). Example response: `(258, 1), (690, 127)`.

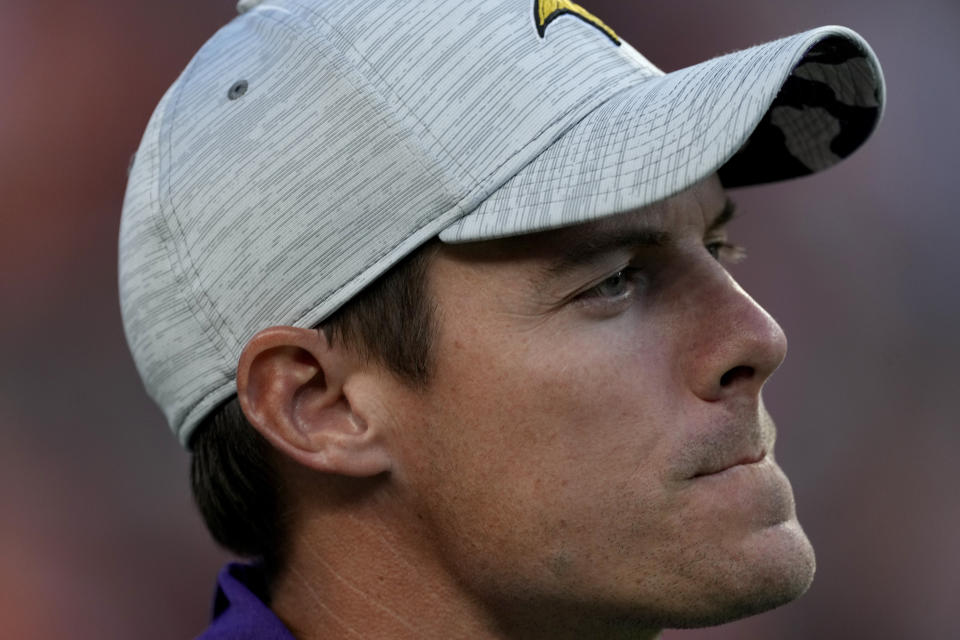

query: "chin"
(668, 518), (817, 629)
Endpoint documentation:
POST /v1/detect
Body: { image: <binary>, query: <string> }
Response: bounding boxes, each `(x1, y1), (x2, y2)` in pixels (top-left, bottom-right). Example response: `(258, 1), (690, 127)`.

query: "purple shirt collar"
(196, 563), (296, 640)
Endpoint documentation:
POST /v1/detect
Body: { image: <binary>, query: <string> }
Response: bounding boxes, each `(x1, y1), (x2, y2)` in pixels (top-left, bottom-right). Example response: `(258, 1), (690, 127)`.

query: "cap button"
(237, 0), (263, 14)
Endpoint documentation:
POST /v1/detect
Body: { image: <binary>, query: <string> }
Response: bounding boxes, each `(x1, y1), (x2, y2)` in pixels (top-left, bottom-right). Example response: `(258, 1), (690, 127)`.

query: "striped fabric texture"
(119, 0), (885, 446)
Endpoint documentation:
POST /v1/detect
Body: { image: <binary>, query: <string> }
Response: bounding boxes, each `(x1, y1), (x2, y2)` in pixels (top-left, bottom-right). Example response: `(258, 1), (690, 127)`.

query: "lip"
(692, 450), (767, 479)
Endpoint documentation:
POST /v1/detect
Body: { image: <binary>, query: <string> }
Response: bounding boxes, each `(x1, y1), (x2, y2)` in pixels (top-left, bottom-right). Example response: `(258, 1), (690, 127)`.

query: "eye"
(705, 241), (725, 260)
(594, 271), (631, 297)
(705, 241), (747, 264)
(579, 267), (644, 301)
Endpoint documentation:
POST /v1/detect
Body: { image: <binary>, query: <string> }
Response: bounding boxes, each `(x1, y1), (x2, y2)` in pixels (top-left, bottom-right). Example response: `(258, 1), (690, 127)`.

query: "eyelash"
(705, 241), (748, 264)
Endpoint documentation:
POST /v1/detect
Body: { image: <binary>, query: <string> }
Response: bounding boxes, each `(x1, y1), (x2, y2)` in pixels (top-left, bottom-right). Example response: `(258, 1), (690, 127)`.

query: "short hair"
(189, 241), (438, 578)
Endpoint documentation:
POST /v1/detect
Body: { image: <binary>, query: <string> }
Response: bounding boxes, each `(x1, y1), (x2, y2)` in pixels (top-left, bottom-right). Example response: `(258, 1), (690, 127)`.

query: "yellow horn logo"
(534, 0), (620, 45)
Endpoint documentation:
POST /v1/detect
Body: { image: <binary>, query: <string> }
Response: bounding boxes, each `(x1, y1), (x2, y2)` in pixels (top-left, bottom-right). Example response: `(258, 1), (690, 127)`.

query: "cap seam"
(280, 0), (478, 191)
(157, 47), (243, 385)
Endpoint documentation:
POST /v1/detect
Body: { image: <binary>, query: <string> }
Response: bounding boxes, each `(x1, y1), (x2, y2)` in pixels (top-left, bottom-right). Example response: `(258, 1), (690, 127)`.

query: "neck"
(269, 497), (494, 640)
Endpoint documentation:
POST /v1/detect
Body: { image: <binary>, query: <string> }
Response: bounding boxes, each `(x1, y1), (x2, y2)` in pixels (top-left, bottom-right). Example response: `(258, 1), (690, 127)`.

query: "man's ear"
(236, 326), (392, 477)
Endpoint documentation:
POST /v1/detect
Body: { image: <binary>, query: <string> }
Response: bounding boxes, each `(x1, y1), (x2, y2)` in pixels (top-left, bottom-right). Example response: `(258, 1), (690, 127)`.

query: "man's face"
(388, 175), (815, 629)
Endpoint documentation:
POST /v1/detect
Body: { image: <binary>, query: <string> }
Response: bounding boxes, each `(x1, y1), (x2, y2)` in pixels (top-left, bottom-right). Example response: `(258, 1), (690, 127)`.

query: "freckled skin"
(386, 175), (814, 635)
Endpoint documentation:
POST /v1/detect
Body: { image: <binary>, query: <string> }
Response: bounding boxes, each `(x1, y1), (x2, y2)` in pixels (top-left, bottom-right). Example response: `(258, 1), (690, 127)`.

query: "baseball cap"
(119, 0), (885, 447)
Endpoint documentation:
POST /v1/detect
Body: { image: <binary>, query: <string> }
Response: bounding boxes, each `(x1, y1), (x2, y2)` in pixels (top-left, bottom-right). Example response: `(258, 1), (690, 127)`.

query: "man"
(119, 0), (885, 637)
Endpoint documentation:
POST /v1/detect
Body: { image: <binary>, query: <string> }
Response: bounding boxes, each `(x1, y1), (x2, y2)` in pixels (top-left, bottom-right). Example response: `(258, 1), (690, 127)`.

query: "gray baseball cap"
(119, 0), (885, 447)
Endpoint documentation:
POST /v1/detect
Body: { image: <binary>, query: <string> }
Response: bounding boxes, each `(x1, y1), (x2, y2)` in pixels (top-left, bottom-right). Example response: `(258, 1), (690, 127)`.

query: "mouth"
(692, 449), (767, 479)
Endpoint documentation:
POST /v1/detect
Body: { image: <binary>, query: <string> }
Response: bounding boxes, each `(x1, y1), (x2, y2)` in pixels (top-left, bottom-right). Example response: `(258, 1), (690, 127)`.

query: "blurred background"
(1, 0), (956, 638)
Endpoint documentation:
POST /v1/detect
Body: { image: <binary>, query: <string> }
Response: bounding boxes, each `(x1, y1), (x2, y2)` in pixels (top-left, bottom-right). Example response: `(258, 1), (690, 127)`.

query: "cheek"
(429, 315), (678, 481)
(397, 315), (687, 594)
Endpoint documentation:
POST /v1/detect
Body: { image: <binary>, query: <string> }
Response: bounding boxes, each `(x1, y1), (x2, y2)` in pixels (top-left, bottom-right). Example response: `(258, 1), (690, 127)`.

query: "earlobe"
(236, 326), (393, 477)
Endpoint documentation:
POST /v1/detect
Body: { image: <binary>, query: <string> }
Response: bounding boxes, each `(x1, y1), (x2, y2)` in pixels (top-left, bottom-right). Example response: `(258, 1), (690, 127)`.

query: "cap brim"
(440, 25), (884, 243)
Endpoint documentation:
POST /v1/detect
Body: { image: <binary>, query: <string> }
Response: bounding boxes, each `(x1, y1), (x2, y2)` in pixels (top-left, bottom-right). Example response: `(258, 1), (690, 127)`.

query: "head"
(226, 174), (812, 632)
(119, 0), (884, 635)
(391, 175), (813, 629)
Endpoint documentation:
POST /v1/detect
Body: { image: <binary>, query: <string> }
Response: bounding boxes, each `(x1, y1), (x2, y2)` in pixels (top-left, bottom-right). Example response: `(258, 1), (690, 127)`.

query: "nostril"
(720, 365), (755, 387)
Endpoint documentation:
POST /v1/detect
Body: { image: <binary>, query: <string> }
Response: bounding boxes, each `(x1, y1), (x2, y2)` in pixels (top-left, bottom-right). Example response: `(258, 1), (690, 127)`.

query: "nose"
(684, 268), (788, 403)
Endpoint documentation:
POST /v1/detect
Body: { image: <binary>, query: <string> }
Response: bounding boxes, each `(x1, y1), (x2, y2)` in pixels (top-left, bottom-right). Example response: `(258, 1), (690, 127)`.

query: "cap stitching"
(291, 0), (479, 187)
(157, 46), (244, 371)
(258, 6), (473, 203)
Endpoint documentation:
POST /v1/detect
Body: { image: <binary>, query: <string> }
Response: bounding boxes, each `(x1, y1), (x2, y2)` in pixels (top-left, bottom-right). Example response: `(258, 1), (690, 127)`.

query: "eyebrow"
(707, 197), (738, 234)
(541, 197), (738, 280)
